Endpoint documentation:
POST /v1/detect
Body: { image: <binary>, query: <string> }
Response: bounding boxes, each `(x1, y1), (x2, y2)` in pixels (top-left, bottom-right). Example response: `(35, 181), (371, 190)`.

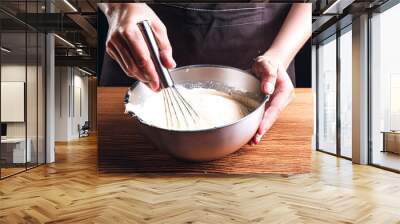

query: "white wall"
(1, 64), (42, 138)
(55, 66), (70, 141)
(72, 73), (89, 138)
(1, 65), (25, 129)
(54, 66), (89, 141)
(1, 65), (26, 139)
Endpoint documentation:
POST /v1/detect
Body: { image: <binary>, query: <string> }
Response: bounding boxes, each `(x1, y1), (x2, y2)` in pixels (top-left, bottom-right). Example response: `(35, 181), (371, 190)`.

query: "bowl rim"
(124, 64), (269, 133)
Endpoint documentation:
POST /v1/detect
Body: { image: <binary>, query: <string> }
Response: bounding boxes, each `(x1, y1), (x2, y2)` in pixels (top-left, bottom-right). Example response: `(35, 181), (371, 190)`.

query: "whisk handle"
(137, 20), (174, 88)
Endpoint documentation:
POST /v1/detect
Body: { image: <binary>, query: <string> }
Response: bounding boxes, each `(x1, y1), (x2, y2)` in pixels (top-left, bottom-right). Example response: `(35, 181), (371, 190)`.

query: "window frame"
(367, 0), (400, 173)
(315, 22), (353, 161)
(0, 0), (48, 180)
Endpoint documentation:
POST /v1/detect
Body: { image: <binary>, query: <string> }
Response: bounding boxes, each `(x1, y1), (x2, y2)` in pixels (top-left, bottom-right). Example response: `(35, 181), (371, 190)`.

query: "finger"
(105, 43), (118, 63)
(259, 60), (278, 95)
(120, 26), (160, 91)
(254, 78), (294, 144)
(105, 39), (120, 64)
(252, 56), (264, 78)
(250, 135), (258, 145)
(106, 42), (130, 77)
(151, 20), (176, 68)
(110, 34), (147, 81)
(110, 41), (150, 83)
(115, 35), (153, 84)
(249, 139), (256, 146)
(254, 89), (294, 144)
(253, 99), (283, 144)
(108, 41), (151, 84)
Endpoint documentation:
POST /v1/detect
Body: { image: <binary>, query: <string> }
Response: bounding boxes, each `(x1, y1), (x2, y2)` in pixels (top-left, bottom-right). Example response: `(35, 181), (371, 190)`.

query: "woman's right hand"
(99, 3), (176, 91)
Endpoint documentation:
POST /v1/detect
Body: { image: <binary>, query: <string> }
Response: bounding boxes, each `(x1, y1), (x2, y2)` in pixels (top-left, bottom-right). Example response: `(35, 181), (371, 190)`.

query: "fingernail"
(264, 82), (274, 94)
(150, 81), (158, 90)
(171, 59), (177, 68)
(256, 134), (262, 143)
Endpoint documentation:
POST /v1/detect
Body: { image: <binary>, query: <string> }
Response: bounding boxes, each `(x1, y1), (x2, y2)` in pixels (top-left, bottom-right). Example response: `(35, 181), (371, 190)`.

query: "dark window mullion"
(367, 11), (373, 165)
(336, 28), (341, 157)
(316, 44), (320, 151)
(25, 0), (28, 171)
(36, 0), (39, 168)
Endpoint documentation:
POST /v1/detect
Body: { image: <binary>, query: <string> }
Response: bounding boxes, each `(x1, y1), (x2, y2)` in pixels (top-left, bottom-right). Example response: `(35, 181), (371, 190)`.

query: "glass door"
(0, 0), (46, 179)
(370, 2), (400, 171)
(26, 0), (46, 169)
(317, 35), (337, 154)
(339, 27), (352, 158)
(1, 30), (28, 177)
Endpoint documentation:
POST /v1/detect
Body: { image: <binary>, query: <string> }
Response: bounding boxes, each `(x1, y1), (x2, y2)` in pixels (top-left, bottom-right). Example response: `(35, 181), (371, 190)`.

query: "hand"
(250, 54), (295, 145)
(101, 3), (176, 91)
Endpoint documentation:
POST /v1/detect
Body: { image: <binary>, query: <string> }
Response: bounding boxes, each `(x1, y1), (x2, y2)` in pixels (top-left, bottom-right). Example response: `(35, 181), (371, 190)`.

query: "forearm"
(265, 3), (312, 69)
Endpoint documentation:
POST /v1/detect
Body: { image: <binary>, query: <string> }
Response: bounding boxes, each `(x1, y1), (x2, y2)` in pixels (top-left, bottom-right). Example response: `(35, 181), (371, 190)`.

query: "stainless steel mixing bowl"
(124, 65), (269, 162)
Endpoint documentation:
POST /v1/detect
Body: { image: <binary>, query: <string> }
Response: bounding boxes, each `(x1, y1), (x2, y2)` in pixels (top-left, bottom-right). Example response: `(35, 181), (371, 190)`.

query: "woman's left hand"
(250, 54), (295, 145)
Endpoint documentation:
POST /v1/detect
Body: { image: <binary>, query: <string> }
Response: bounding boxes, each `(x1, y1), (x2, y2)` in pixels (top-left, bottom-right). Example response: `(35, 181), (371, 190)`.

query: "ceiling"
(0, 0), (97, 71)
(1, 32), (45, 64)
(311, 0), (391, 43)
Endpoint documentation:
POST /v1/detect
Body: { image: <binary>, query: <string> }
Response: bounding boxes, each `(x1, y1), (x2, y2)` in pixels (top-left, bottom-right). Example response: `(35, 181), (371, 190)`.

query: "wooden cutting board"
(97, 87), (313, 174)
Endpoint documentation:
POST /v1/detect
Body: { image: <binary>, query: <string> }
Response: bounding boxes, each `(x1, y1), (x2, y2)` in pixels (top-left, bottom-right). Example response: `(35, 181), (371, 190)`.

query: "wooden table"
(97, 88), (313, 174)
(382, 131), (400, 154)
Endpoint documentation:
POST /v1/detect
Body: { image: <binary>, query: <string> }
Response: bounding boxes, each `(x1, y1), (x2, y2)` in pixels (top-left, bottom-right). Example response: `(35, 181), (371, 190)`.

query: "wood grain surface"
(97, 87), (313, 174)
(3, 136), (400, 223)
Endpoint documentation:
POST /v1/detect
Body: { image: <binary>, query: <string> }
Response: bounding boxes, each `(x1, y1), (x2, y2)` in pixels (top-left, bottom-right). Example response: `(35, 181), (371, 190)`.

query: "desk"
(382, 131), (400, 154)
(1, 138), (31, 163)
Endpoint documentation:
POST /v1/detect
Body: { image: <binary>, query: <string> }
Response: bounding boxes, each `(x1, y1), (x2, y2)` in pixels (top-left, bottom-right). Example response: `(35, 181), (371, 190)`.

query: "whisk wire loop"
(171, 88), (200, 124)
(164, 88), (182, 128)
(138, 20), (200, 129)
(162, 90), (172, 128)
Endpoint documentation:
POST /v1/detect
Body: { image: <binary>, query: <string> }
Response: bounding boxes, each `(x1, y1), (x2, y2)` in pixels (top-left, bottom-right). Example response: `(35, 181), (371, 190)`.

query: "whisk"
(138, 20), (200, 129)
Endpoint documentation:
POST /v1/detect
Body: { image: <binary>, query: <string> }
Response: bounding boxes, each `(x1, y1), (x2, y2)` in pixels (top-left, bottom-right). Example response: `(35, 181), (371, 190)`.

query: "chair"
(79, 121), (90, 138)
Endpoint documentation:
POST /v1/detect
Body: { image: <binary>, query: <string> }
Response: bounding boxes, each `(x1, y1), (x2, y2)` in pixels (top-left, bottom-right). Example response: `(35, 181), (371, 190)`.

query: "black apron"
(99, 3), (295, 86)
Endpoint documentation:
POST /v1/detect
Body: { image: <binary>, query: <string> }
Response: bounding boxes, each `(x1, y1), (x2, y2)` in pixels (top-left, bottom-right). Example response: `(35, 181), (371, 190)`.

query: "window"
(317, 36), (337, 154)
(370, 2), (400, 171)
(316, 25), (353, 159)
(0, 1), (47, 179)
(339, 28), (352, 158)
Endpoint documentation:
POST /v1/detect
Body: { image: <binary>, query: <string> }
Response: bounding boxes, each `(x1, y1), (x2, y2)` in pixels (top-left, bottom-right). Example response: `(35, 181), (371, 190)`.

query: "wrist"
(262, 48), (288, 69)
(98, 3), (120, 18)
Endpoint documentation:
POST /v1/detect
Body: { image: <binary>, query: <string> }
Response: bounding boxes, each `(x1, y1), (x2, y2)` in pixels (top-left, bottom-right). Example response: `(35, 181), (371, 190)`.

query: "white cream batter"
(126, 87), (259, 130)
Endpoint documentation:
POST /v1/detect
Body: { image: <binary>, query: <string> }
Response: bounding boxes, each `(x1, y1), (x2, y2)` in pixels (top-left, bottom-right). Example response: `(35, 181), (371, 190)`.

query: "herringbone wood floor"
(1, 135), (400, 224)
